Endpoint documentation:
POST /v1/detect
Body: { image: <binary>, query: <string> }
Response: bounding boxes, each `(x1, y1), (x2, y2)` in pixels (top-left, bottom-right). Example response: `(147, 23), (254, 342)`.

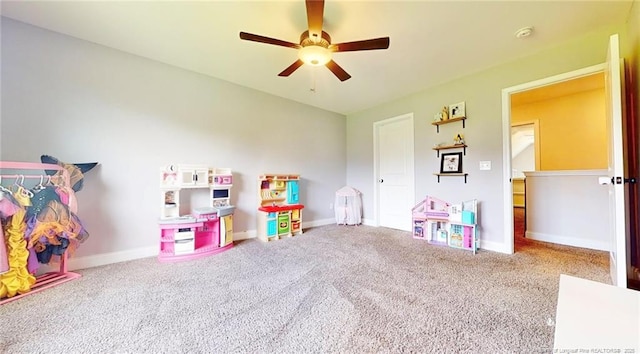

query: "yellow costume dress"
(0, 186), (36, 298)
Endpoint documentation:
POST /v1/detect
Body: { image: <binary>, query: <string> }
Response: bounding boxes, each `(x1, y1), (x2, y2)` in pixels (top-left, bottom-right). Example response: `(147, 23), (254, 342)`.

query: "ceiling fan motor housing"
(300, 30), (331, 48)
(298, 30), (333, 66)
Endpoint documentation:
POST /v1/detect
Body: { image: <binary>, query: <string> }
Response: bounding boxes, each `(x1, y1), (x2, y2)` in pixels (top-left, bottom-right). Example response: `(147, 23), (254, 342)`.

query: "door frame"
(501, 63), (606, 254)
(373, 112), (415, 228)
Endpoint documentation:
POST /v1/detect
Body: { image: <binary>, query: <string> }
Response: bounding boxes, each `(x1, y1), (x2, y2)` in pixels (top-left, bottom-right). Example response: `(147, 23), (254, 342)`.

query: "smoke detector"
(515, 27), (534, 38)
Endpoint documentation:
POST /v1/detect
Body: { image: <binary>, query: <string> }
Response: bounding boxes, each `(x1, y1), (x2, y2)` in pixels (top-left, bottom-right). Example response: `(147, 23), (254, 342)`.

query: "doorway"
(502, 64), (607, 254)
(373, 113), (415, 231)
(510, 121), (539, 247)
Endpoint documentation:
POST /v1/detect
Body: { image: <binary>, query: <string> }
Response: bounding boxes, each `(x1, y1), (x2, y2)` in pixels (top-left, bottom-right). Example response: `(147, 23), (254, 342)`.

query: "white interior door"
(374, 114), (414, 231)
(603, 34), (628, 288)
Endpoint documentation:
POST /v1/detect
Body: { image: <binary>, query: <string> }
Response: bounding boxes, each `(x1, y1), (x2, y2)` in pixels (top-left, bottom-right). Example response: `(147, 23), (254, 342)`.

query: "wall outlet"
(329, 203), (333, 210)
(479, 161), (491, 171)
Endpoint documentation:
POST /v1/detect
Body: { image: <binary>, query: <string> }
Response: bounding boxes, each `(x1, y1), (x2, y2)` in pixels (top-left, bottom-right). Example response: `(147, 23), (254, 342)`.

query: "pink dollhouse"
(412, 195), (479, 254)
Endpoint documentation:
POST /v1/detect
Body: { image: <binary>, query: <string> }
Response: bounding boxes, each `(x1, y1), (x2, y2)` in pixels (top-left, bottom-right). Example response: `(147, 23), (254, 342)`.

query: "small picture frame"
(440, 152), (463, 174)
(449, 102), (466, 119)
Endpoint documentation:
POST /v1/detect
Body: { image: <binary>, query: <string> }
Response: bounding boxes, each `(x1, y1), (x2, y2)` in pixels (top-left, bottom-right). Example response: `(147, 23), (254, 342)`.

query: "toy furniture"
(158, 165), (235, 262)
(257, 174), (304, 241)
(412, 195), (479, 254)
(334, 186), (362, 225)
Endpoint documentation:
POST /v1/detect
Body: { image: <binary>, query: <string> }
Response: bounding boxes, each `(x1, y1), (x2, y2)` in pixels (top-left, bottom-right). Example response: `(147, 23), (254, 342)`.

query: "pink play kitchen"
(158, 165), (235, 262)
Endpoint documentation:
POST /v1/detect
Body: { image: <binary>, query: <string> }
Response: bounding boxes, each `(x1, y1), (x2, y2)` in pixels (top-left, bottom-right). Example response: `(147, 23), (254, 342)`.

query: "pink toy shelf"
(412, 195), (479, 254)
(0, 161), (82, 305)
(158, 165), (235, 263)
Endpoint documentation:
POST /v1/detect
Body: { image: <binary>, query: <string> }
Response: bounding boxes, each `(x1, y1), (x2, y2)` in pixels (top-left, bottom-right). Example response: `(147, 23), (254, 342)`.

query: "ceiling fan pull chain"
(310, 69), (317, 93)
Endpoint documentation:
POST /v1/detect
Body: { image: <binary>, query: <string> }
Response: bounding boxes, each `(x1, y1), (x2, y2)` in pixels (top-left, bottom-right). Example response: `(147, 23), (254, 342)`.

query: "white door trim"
(605, 34), (628, 287)
(501, 63), (606, 254)
(373, 113), (415, 228)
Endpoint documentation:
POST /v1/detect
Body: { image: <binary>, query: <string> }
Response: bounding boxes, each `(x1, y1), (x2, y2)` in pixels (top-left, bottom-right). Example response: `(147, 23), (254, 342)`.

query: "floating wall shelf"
(432, 116), (466, 133)
(434, 173), (468, 183)
(433, 144), (467, 157)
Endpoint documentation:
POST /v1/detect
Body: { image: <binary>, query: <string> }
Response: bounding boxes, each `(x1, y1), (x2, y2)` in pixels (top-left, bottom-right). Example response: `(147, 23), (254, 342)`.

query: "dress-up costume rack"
(0, 161), (85, 305)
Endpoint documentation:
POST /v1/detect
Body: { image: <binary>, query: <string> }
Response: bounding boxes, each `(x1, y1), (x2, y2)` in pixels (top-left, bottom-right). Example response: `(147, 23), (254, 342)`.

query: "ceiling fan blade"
(278, 60), (305, 77)
(306, 0), (324, 39)
(239, 32), (300, 49)
(331, 37), (390, 52)
(326, 60), (351, 82)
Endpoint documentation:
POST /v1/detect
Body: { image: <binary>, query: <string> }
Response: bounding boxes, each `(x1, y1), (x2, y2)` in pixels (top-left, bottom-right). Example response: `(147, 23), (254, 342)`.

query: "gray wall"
(346, 24), (627, 251)
(0, 18), (346, 261)
(1, 13), (635, 263)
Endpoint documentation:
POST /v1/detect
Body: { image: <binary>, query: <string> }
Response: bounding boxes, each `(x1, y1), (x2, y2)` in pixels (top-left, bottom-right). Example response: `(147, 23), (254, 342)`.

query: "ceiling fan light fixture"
(298, 45), (331, 66)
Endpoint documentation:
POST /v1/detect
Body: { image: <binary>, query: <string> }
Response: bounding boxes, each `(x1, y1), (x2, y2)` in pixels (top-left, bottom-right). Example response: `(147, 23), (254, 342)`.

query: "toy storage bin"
(335, 186), (362, 225)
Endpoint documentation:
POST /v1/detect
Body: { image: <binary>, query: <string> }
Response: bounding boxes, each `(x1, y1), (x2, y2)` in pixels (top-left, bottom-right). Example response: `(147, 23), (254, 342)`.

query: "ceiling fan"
(239, 0), (390, 82)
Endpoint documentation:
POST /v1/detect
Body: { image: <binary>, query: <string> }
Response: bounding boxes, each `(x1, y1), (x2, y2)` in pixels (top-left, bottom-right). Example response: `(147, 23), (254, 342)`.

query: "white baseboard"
(37, 223), (522, 272)
(302, 218), (335, 228)
(43, 218), (338, 271)
(480, 239), (511, 254)
(362, 218), (376, 226)
(38, 245), (158, 273)
(234, 230), (256, 240)
(525, 231), (609, 251)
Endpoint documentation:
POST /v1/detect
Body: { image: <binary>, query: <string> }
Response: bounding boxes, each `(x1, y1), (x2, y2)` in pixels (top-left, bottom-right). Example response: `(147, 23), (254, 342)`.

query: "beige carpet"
(0, 224), (609, 353)
(514, 207), (529, 250)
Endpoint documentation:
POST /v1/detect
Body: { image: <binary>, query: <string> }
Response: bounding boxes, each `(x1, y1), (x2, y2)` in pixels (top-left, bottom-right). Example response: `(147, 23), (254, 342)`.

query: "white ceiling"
(0, 0), (634, 115)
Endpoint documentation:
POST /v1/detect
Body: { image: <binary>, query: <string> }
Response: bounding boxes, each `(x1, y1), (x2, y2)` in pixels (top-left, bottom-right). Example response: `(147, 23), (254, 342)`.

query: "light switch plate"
(479, 161), (491, 170)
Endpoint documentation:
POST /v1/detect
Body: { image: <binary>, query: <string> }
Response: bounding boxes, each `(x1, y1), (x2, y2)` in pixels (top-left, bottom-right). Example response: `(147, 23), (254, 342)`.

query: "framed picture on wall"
(440, 152), (463, 173)
(449, 101), (466, 119)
